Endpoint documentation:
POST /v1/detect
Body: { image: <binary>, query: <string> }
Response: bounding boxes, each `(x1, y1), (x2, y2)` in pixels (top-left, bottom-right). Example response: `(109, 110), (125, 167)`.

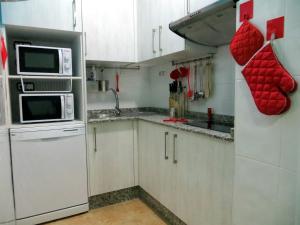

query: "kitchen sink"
(185, 120), (234, 134)
(95, 113), (116, 119)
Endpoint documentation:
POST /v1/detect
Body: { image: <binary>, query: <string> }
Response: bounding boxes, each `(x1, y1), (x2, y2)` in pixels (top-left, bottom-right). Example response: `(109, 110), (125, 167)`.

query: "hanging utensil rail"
(171, 54), (214, 66)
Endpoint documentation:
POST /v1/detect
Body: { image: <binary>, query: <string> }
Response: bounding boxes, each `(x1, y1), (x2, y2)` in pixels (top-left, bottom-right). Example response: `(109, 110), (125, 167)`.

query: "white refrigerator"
(0, 128), (15, 225)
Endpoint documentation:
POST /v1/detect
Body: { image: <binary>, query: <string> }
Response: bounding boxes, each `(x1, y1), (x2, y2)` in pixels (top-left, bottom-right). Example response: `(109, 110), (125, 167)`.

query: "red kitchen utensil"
(163, 118), (188, 123)
(179, 66), (189, 77)
(170, 68), (180, 80)
(186, 67), (193, 98)
(116, 72), (120, 92)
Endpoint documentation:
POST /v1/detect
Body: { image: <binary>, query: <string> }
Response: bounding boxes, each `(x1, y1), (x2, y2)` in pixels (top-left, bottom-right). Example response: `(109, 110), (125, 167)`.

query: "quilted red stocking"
(242, 43), (297, 115)
(230, 20), (264, 65)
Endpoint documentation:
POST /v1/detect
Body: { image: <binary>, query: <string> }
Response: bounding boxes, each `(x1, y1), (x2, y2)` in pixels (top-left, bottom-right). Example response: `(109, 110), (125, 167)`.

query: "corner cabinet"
(138, 121), (234, 225)
(82, 0), (136, 62)
(1, 0), (82, 32)
(87, 121), (135, 196)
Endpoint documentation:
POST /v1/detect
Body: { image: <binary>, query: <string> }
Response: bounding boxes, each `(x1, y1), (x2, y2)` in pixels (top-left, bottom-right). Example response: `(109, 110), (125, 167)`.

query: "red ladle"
(186, 67), (193, 98)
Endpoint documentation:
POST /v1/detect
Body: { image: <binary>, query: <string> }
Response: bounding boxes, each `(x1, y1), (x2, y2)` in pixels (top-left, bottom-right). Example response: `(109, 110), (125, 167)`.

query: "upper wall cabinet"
(1, 0), (81, 32)
(83, 0), (136, 63)
(137, 0), (186, 62)
(187, 0), (219, 14)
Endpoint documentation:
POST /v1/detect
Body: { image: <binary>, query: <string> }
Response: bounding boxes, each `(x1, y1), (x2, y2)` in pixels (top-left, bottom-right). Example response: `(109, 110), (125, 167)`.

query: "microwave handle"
(61, 96), (65, 119)
(59, 49), (63, 74)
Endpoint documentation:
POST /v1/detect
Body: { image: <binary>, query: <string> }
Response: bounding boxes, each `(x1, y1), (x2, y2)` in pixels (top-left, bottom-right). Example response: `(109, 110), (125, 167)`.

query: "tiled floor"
(45, 199), (167, 225)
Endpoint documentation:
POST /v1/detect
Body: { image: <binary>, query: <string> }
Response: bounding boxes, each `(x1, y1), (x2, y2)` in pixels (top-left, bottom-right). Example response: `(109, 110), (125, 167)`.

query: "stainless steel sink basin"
(96, 113), (115, 119)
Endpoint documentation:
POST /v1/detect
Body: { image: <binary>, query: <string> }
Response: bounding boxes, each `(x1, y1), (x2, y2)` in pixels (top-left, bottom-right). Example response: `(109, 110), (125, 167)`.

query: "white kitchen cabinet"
(0, 129), (15, 225)
(138, 121), (177, 213)
(83, 0), (136, 62)
(87, 121), (135, 196)
(137, 0), (185, 62)
(188, 0), (219, 14)
(173, 128), (234, 225)
(138, 121), (164, 201)
(138, 121), (234, 225)
(1, 0), (81, 32)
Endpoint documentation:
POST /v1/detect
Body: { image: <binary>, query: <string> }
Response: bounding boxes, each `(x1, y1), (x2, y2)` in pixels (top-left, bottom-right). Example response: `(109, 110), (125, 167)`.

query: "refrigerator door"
(0, 128), (15, 224)
(10, 124), (88, 220)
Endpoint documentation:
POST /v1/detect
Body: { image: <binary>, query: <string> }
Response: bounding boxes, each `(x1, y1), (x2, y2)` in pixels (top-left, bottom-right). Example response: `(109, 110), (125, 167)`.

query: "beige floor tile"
(45, 199), (166, 225)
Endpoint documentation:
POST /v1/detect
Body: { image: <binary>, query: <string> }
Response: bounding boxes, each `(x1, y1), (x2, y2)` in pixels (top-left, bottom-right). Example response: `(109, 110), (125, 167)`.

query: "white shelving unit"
(0, 25), (86, 127)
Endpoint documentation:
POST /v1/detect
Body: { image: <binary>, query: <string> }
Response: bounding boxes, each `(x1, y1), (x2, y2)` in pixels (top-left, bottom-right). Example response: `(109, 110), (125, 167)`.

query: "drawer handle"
(164, 131), (169, 160)
(173, 134), (178, 164)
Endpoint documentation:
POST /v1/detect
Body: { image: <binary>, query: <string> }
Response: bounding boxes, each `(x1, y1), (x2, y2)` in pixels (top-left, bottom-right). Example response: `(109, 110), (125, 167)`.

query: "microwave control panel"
(65, 94), (74, 120)
(62, 49), (72, 76)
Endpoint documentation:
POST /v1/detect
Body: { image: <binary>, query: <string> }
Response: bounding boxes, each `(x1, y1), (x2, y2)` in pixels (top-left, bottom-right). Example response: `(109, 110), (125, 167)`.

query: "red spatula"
(116, 72), (120, 92)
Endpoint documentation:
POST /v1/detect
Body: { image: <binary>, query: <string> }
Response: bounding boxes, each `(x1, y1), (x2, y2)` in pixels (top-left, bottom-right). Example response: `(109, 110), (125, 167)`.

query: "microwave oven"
(16, 45), (72, 76)
(19, 93), (74, 124)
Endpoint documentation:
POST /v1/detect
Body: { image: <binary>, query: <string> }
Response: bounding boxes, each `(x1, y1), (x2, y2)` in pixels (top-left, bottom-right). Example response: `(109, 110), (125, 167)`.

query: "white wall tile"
(279, 76), (300, 172)
(233, 156), (279, 225)
(251, 0), (285, 38)
(235, 80), (282, 165)
(285, 0), (300, 38)
(275, 38), (300, 76)
(86, 67), (151, 110)
(274, 169), (297, 225)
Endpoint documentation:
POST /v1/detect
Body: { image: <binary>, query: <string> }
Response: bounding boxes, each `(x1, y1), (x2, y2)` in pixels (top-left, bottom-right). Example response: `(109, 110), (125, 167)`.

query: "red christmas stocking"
(242, 43), (297, 115)
(230, 20), (264, 65)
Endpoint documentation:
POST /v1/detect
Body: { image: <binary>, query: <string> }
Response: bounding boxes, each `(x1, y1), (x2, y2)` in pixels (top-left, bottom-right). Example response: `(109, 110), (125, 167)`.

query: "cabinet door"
(1, 0), (81, 31)
(83, 0), (136, 62)
(138, 121), (177, 215)
(88, 121), (135, 196)
(138, 121), (165, 200)
(174, 130), (212, 225)
(160, 0), (185, 57)
(189, 0), (219, 13)
(137, 0), (160, 61)
(174, 129), (234, 225)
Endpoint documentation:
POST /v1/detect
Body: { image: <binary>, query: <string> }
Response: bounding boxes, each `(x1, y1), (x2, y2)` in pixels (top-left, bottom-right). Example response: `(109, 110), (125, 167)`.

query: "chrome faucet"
(109, 88), (121, 116)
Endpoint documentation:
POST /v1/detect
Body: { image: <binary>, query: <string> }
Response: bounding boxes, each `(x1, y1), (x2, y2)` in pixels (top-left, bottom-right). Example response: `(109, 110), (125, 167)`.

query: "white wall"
(148, 45), (235, 115)
(86, 67), (151, 110)
(233, 1), (300, 225)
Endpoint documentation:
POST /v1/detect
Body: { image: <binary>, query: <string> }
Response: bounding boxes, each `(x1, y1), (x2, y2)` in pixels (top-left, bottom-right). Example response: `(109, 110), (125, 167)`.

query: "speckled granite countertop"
(88, 109), (234, 142)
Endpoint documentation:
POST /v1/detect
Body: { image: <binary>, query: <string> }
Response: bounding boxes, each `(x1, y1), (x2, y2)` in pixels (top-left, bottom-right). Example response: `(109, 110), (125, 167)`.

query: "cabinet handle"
(84, 32), (87, 56)
(187, 0), (190, 14)
(93, 127), (97, 152)
(72, 0), (77, 29)
(152, 28), (156, 54)
(159, 25), (163, 52)
(173, 134), (178, 164)
(164, 131), (169, 160)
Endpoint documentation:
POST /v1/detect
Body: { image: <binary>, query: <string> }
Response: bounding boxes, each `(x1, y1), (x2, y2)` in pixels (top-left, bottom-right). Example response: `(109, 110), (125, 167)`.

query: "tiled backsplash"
(86, 45), (235, 116)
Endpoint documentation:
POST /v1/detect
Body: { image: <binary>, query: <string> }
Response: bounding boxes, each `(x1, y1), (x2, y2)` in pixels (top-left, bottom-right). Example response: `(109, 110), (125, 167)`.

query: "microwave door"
(20, 96), (63, 123)
(17, 46), (60, 75)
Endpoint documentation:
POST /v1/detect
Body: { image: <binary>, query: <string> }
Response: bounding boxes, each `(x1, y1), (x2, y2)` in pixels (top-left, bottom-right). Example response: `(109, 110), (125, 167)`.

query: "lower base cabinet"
(138, 121), (234, 225)
(87, 121), (135, 196)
